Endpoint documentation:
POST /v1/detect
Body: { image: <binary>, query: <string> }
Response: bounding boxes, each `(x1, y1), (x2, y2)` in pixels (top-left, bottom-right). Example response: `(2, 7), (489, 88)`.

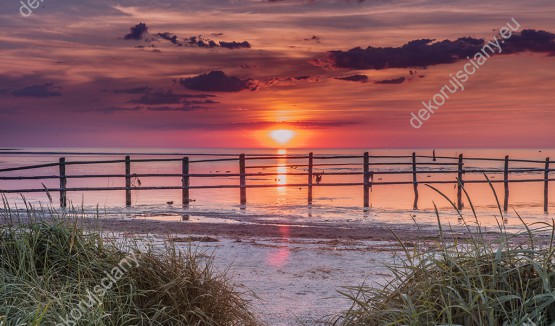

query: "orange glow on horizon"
(251, 128), (311, 148)
(269, 129), (295, 145)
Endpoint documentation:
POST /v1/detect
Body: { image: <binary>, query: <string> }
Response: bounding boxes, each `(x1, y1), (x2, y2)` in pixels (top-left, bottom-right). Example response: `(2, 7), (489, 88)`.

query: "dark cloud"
(122, 24), (252, 50)
(180, 71), (259, 92)
(11, 83), (62, 97)
(155, 32), (251, 50)
(124, 23), (149, 40)
(179, 36), (250, 49)
(321, 29), (555, 70)
(184, 35), (218, 48)
(125, 24), (250, 49)
(325, 37), (485, 70)
(219, 41), (251, 49)
(502, 29), (555, 54)
(375, 77), (405, 84)
(158, 32), (182, 46)
(335, 75), (368, 82)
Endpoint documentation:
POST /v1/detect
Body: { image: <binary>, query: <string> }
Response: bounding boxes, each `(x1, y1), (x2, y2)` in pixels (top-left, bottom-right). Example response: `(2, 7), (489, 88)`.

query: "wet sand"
(82, 217), (451, 242)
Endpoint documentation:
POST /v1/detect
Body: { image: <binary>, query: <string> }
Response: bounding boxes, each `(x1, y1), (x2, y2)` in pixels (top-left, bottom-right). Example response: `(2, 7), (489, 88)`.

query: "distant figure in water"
(433, 149), (437, 162)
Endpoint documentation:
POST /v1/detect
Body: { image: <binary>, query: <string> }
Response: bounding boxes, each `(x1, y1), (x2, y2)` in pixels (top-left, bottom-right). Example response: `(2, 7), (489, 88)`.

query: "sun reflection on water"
(266, 225), (290, 268)
(276, 149), (287, 193)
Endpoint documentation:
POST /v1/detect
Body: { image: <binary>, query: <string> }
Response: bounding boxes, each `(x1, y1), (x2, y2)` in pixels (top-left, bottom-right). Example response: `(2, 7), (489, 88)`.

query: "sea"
(1, 148), (554, 231)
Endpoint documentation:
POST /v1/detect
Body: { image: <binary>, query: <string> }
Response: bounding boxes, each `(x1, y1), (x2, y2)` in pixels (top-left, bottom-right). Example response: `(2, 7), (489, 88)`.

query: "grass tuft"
(331, 186), (555, 326)
(0, 199), (259, 326)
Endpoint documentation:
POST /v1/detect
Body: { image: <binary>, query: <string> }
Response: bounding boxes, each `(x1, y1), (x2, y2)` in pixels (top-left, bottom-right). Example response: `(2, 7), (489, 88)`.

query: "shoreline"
(79, 215), (459, 242)
(3, 210), (538, 243)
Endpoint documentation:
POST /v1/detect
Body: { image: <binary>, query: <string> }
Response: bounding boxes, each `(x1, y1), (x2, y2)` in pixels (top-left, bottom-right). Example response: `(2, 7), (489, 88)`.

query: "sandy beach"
(74, 214), (519, 325)
(88, 218), (407, 325)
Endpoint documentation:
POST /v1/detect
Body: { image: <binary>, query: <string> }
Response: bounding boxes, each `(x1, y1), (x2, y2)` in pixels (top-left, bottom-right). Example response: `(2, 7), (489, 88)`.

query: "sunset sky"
(1, 0), (554, 148)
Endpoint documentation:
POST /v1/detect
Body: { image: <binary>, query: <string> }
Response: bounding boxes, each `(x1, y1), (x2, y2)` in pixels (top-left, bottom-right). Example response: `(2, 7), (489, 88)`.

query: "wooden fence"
(0, 152), (553, 213)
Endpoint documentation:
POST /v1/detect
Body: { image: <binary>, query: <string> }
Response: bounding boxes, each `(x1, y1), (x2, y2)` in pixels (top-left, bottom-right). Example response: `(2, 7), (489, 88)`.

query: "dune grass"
(0, 198), (259, 326)
(332, 181), (555, 326)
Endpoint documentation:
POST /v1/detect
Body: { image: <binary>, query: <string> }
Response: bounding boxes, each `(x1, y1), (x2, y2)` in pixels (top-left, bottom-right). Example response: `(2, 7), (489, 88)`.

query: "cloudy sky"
(1, 0), (554, 148)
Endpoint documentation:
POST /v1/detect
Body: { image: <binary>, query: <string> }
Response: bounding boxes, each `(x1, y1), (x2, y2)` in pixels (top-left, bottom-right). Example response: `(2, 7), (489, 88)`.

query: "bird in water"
(314, 172), (324, 184)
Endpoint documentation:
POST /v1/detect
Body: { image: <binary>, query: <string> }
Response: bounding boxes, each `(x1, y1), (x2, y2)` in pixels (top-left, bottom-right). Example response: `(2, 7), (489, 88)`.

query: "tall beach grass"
(0, 197), (259, 326)
(332, 180), (555, 325)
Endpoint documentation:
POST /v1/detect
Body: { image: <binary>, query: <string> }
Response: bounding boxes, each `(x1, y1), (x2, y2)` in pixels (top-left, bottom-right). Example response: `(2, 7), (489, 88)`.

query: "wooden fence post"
(182, 157), (190, 207)
(125, 156), (131, 206)
(545, 157), (550, 214)
(364, 152), (370, 208)
(504, 155), (509, 213)
(59, 157), (67, 208)
(412, 152), (418, 210)
(239, 154), (246, 205)
(308, 152), (313, 206)
(457, 154), (464, 210)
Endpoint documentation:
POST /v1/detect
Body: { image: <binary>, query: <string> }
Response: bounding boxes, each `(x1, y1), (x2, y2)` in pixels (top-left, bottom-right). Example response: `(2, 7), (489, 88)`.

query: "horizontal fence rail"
(0, 152), (553, 213)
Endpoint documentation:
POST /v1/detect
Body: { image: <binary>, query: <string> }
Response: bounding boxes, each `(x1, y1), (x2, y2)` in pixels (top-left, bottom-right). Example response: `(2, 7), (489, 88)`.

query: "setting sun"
(269, 129), (295, 145)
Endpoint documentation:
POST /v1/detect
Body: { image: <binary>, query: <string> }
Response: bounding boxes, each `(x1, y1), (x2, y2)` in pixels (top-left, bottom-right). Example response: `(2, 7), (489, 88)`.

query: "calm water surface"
(1, 148), (554, 230)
